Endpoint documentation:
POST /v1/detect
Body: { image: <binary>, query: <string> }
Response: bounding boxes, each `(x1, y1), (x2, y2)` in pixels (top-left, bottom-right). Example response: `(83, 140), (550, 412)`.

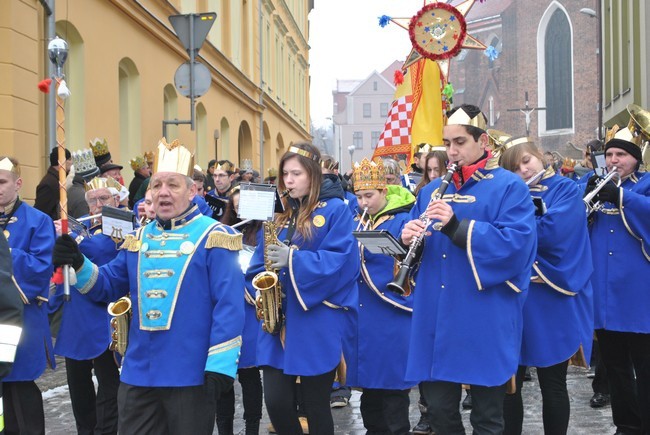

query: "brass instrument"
(627, 103), (650, 170)
(487, 129), (512, 158)
(387, 163), (457, 295)
(253, 221), (285, 335)
(583, 166), (621, 215)
(107, 296), (131, 356)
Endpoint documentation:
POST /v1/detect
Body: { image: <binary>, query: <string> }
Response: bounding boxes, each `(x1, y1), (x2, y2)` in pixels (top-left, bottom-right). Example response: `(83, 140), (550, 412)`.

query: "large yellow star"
(390, 0), (486, 81)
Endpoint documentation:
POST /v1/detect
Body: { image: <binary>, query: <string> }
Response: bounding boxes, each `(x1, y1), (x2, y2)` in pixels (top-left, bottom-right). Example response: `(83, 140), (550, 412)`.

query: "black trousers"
(591, 338), (610, 394)
(3, 381), (45, 435)
(503, 362), (569, 435)
(596, 329), (650, 435)
(360, 388), (410, 435)
(117, 382), (215, 435)
(262, 366), (336, 435)
(66, 349), (120, 435)
(216, 367), (263, 424)
(421, 380), (507, 435)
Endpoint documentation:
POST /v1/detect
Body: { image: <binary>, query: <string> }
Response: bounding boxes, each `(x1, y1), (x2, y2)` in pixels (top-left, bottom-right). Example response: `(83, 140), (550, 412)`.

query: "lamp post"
(347, 145), (355, 170)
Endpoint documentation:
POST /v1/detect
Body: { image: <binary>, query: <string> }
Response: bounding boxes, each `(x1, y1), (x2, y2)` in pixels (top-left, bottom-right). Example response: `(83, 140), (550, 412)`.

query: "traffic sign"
(174, 61), (211, 98)
(169, 12), (216, 58)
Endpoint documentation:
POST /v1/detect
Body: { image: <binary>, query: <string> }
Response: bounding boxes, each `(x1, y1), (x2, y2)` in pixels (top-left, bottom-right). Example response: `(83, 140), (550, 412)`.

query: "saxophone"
(107, 296), (131, 356)
(252, 221), (284, 335)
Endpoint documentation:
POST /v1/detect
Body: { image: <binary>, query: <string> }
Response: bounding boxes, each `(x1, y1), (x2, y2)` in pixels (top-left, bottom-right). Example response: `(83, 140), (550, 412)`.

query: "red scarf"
(452, 150), (492, 189)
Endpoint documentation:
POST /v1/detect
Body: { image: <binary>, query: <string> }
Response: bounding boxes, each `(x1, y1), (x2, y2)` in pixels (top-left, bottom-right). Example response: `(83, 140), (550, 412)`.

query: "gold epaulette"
(205, 227), (243, 251)
(119, 228), (144, 252)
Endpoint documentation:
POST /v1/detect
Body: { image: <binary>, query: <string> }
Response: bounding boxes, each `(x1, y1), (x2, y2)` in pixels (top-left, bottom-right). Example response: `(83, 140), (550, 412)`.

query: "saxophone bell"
(107, 296), (131, 356)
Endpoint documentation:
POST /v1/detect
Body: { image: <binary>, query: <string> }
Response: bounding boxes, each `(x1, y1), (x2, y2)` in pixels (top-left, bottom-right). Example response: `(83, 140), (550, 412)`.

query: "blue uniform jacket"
(351, 187), (415, 390)
(52, 224), (119, 360)
(406, 164), (537, 387)
(73, 205), (245, 386)
(245, 197), (360, 376)
(583, 171), (650, 332)
(520, 170), (594, 367)
(3, 201), (55, 381)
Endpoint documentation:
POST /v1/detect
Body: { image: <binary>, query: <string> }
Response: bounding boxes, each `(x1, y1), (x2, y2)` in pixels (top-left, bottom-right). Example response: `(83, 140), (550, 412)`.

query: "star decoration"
(388, 0), (487, 81)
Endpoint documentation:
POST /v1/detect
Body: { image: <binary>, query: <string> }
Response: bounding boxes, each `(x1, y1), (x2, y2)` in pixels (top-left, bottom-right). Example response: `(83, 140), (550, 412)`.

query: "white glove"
(267, 243), (291, 269)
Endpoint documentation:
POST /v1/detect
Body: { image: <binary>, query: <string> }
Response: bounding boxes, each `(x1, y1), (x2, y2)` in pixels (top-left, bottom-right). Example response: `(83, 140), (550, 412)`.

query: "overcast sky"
(308, 0), (425, 128)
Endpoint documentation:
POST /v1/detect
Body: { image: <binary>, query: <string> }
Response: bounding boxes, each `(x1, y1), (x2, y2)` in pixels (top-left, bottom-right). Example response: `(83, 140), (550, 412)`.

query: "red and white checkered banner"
(373, 94), (413, 157)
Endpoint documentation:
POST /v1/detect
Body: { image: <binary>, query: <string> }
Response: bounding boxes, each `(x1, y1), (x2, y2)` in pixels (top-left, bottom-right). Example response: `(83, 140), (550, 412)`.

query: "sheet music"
(101, 206), (135, 240)
(353, 230), (407, 256)
(238, 183), (277, 221)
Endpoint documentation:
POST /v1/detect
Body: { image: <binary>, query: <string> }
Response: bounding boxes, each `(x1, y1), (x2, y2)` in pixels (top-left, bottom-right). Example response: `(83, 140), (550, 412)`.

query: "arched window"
(220, 117), (230, 160)
(118, 58), (141, 163)
(196, 103), (208, 166)
(163, 84), (178, 140)
(537, 3), (574, 133)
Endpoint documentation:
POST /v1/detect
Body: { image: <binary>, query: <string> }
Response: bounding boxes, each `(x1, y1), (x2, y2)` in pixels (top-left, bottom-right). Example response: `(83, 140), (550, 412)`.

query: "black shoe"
(590, 392), (610, 408)
(412, 415), (432, 434)
(462, 391), (472, 409)
(523, 367), (532, 381)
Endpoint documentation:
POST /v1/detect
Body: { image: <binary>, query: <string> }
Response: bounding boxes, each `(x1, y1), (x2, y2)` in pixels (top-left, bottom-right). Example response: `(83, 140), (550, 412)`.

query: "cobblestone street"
(37, 359), (614, 434)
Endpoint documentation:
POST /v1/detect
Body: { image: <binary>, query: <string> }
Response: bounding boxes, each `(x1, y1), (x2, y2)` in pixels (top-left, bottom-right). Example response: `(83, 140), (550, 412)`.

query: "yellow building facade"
(0, 0), (312, 200)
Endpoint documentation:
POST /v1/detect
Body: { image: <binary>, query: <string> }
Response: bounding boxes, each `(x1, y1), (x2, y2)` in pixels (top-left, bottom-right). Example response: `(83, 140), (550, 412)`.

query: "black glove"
(584, 174), (599, 195)
(53, 234), (84, 270)
(204, 371), (234, 399)
(596, 183), (621, 207)
(0, 362), (13, 378)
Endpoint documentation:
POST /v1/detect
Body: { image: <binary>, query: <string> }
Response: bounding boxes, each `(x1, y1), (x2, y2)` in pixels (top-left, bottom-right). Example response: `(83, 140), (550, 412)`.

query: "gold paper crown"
(288, 146), (319, 161)
(84, 176), (124, 193)
(320, 156), (339, 171)
(143, 151), (155, 164)
(0, 157), (19, 176)
(502, 136), (536, 150)
(447, 108), (488, 131)
(153, 138), (194, 177)
(267, 167), (277, 177)
(416, 143), (445, 154)
(89, 138), (109, 158)
(215, 161), (234, 172)
(130, 155), (147, 171)
(352, 158), (386, 192)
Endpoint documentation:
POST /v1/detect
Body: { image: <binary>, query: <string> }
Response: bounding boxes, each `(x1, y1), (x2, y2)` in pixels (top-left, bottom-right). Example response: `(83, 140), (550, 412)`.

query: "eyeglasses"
(87, 195), (113, 205)
(214, 173), (229, 178)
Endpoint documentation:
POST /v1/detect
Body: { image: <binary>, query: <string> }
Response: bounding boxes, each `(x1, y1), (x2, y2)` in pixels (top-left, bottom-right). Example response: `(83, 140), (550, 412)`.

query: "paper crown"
(0, 157), (19, 176)
(84, 175), (124, 193)
(153, 138), (194, 176)
(143, 151), (155, 164)
(214, 160), (234, 173)
(89, 138), (113, 166)
(288, 145), (319, 161)
(267, 167), (277, 178)
(72, 150), (100, 181)
(502, 136), (536, 150)
(320, 156), (339, 171)
(353, 158), (386, 192)
(130, 155), (147, 171)
(447, 108), (488, 131)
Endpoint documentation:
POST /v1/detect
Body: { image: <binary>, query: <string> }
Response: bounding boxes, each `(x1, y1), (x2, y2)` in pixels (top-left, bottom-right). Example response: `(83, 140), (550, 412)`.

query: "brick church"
(450, 0), (600, 158)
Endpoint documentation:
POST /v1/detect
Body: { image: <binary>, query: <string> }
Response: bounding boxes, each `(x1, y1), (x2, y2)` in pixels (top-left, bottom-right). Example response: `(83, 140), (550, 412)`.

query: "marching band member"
(217, 186), (264, 435)
(0, 156), (55, 435)
(582, 113), (650, 435)
(414, 148), (448, 196)
(400, 105), (536, 435)
(52, 139), (244, 435)
(245, 143), (359, 435)
(51, 162), (126, 435)
(350, 158), (415, 434)
(499, 138), (594, 435)
(206, 160), (238, 220)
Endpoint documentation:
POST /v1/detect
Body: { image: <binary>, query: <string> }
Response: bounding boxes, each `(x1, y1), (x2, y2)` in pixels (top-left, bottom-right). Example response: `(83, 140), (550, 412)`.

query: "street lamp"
(347, 145), (356, 170)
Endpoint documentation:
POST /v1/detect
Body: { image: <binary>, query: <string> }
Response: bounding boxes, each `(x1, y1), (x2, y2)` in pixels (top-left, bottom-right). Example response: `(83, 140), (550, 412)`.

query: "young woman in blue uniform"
(245, 143), (359, 435)
(499, 139), (594, 434)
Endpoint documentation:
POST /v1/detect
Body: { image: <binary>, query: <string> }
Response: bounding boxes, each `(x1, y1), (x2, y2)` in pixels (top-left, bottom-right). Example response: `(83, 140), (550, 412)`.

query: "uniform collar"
(452, 151), (491, 189)
(155, 204), (201, 230)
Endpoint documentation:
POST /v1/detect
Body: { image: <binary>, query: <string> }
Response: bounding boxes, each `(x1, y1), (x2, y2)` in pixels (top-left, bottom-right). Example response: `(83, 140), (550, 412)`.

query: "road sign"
(169, 13), (216, 58)
(174, 61), (211, 98)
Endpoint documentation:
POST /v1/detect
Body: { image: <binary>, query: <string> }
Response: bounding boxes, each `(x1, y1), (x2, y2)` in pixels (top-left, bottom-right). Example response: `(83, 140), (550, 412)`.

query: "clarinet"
(387, 163), (457, 295)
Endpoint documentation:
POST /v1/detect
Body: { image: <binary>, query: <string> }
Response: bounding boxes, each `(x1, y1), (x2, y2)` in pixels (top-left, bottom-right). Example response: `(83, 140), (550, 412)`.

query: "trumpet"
(387, 163), (457, 295)
(583, 166), (621, 215)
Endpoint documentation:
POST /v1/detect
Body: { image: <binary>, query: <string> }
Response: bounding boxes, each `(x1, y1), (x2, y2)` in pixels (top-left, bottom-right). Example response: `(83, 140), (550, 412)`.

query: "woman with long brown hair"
(414, 149), (448, 196)
(245, 143), (359, 434)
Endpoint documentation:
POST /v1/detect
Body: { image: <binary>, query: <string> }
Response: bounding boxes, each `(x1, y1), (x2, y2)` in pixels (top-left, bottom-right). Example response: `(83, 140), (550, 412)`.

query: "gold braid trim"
(119, 234), (142, 252)
(205, 230), (243, 251)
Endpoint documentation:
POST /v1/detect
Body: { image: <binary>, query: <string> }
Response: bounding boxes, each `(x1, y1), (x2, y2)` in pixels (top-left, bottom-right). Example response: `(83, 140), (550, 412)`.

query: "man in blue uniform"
(53, 139), (245, 435)
(0, 156), (56, 435)
(52, 170), (126, 435)
(206, 160), (237, 221)
(583, 113), (650, 435)
(400, 105), (537, 435)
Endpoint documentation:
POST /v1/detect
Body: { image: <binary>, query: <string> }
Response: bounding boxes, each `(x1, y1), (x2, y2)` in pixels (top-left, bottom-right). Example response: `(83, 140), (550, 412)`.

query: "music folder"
(352, 230), (407, 256)
(101, 206), (135, 240)
(238, 183), (284, 221)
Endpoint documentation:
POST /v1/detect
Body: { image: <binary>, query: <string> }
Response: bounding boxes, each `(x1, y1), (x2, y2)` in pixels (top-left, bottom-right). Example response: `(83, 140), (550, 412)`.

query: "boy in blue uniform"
(350, 158), (415, 434)
(582, 112), (650, 435)
(53, 139), (245, 435)
(0, 156), (56, 435)
(401, 105), (537, 435)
